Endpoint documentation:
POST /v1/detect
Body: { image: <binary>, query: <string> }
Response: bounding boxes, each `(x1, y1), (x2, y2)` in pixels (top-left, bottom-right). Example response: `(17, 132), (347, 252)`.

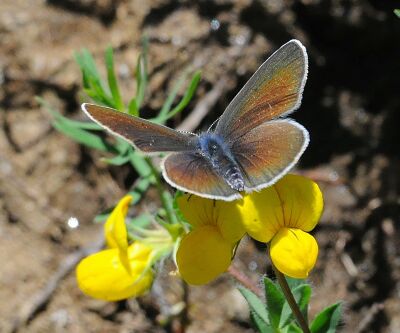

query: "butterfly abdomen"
(198, 133), (245, 192)
(223, 164), (245, 191)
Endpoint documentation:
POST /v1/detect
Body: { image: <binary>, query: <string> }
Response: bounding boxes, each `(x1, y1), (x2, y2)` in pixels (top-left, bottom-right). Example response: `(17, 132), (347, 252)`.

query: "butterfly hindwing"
(231, 119), (309, 190)
(82, 103), (197, 153)
(215, 40), (308, 141)
(162, 152), (240, 201)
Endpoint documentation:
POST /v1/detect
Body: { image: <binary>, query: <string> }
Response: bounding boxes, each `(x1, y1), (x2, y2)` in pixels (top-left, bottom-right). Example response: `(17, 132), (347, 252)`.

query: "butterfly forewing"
(162, 152), (240, 201)
(215, 40), (308, 141)
(82, 103), (197, 153)
(231, 119), (309, 190)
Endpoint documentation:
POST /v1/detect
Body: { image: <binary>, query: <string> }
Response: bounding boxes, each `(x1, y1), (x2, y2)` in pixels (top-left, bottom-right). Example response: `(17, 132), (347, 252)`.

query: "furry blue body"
(197, 133), (245, 191)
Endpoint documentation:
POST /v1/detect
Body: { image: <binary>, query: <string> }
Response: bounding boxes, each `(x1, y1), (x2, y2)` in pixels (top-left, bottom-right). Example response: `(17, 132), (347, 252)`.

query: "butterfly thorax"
(198, 133), (245, 192)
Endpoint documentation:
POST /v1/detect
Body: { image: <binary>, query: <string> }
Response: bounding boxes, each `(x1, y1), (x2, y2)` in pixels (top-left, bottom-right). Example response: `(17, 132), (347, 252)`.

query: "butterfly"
(82, 39), (309, 201)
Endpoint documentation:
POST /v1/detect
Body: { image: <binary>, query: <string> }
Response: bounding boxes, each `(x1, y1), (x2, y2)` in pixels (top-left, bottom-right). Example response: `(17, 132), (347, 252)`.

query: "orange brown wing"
(215, 40), (308, 141)
(162, 152), (240, 201)
(231, 119), (309, 190)
(82, 103), (196, 153)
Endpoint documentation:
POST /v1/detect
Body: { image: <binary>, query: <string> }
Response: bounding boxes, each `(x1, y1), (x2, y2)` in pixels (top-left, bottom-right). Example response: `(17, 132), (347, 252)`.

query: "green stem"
(145, 157), (175, 224)
(273, 266), (311, 333)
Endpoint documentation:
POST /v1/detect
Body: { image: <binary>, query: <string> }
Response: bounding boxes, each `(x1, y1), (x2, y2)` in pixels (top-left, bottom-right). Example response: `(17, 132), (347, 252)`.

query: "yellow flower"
(176, 195), (246, 285)
(176, 174), (323, 283)
(76, 195), (153, 301)
(239, 174), (322, 278)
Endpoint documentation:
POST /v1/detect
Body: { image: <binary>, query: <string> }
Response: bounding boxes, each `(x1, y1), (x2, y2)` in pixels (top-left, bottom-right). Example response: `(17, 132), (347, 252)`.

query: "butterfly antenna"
(207, 116), (221, 132)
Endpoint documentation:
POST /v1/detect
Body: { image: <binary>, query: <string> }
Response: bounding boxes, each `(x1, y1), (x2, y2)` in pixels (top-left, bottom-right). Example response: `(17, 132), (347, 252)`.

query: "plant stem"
(273, 266), (311, 333)
(227, 265), (263, 297)
(145, 157), (175, 224)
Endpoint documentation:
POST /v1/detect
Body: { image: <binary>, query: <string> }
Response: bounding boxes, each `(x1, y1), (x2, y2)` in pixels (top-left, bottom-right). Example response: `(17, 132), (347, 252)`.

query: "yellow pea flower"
(176, 195), (246, 285)
(239, 174), (323, 278)
(176, 174), (323, 283)
(76, 241), (154, 301)
(76, 195), (154, 301)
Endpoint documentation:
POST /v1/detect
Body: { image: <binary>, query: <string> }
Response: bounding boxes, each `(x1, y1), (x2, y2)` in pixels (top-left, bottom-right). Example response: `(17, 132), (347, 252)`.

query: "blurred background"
(1, 0), (400, 332)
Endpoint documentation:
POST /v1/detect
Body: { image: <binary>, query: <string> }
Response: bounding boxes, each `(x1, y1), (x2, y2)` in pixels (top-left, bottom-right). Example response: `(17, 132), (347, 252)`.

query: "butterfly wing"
(162, 152), (240, 201)
(82, 103), (197, 153)
(231, 119), (309, 190)
(215, 39), (308, 141)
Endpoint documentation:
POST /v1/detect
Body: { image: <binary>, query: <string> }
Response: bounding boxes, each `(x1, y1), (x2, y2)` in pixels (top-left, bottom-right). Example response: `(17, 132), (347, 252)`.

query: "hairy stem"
(273, 266), (310, 333)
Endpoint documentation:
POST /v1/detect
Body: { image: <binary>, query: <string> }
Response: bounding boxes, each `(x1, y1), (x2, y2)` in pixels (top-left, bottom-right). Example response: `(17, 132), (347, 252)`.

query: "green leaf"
(310, 303), (342, 333)
(280, 284), (312, 328)
(282, 323), (302, 333)
(238, 287), (270, 325)
(128, 98), (139, 116)
(251, 312), (274, 333)
(36, 96), (102, 130)
(105, 46), (124, 111)
(128, 176), (154, 204)
(41, 96), (114, 152)
(394, 9), (400, 18)
(165, 70), (201, 120)
(75, 49), (115, 107)
(101, 154), (131, 166)
(128, 151), (152, 177)
(129, 36), (149, 116)
(53, 121), (114, 152)
(114, 138), (131, 154)
(157, 72), (187, 120)
(264, 277), (285, 329)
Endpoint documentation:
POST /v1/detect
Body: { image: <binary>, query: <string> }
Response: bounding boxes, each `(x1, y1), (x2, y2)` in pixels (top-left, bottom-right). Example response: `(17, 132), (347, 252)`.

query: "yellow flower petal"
(270, 228), (318, 279)
(128, 241), (153, 262)
(177, 194), (245, 243)
(237, 189), (282, 243)
(274, 174), (323, 231)
(76, 242), (153, 301)
(104, 195), (132, 250)
(239, 174), (323, 242)
(176, 225), (233, 285)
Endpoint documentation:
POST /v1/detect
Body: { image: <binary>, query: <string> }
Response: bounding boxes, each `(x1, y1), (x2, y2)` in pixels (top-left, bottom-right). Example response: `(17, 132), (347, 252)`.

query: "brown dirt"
(1, 0), (400, 332)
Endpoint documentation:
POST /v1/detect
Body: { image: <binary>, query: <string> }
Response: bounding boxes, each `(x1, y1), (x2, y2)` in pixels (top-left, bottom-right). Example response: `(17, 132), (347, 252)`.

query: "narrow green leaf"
(165, 70), (201, 120)
(79, 49), (101, 79)
(238, 287), (270, 325)
(102, 154), (131, 166)
(251, 312), (274, 333)
(394, 9), (400, 17)
(129, 151), (152, 177)
(36, 96), (102, 130)
(264, 277), (285, 329)
(310, 303), (342, 333)
(75, 49), (115, 107)
(128, 98), (139, 116)
(114, 138), (131, 154)
(87, 76), (115, 107)
(135, 55), (146, 109)
(157, 72), (187, 120)
(131, 36), (149, 115)
(42, 96), (115, 152)
(280, 284), (312, 328)
(105, 46), (124, 111)
(52, 121), (114, 152)
(282, 323), (302, 333)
